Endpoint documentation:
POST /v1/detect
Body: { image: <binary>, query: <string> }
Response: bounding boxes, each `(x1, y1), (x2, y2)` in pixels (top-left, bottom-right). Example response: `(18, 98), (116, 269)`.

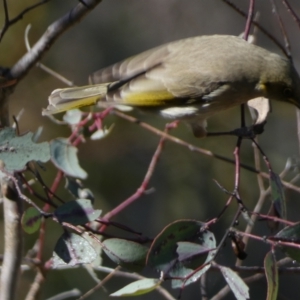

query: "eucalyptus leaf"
(103, 238), (148, 271)
(21, 207), (42, 234)
(110, 278), (161, 297)
(0, 127), (50, 173)
(219, 266), (249, 300)
(50, 138), (87, 179)
(53, 232), (97, 267)
(54, 199), (101, 225)
(275, 222), (300, 262)
(264, 251), (278, 300)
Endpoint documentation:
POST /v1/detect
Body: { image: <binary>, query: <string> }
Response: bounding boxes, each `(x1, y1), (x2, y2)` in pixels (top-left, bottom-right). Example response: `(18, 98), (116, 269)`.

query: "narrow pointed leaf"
(264, 251), (278, 300)
(110, 278), (162, 297)
(269, 171), (286, 220)
(170, 263), (211, 289)
(219, 266), (249, 300)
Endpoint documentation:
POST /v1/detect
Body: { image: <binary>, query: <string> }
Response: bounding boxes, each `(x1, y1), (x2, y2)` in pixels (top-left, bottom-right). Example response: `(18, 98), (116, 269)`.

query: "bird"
(43, 35), (300, 137)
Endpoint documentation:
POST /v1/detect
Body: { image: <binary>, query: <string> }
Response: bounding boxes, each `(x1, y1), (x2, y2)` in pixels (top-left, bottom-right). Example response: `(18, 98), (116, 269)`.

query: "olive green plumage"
(44, 35), (300, 137)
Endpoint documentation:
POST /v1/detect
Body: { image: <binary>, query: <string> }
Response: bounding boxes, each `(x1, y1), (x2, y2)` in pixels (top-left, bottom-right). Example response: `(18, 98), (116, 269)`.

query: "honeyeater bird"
(43, 35), (300, 137)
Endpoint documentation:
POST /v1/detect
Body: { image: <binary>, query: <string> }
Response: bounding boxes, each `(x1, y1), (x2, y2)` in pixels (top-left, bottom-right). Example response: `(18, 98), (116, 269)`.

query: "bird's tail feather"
(42, 83), (110, 115)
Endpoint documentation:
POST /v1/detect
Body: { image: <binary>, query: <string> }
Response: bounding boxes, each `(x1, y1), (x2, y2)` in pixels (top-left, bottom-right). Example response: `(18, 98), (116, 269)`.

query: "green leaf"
(171, 230), (216, 289)
(269, 171), (286, 220)
(0, 127), (50, 173)
(53, 232), (97, 267)
(82, 232), (103, 268)
(54, 199), (101, 225)
(110, 278), (162, 297)
(50, 138), (87, 179)
(103, 238), (148, 272)
(65, 177), (94, 202)
(148, 220), (216, 271)
(170, 263), (211, 289)
(275, 222), (300, 262)
(176, 242), (211, 262)
(219, 266), (249, 300)
(264, 251), (278, 300)
(147, 220), (205, 273)
(21, 207), (42, 234)
(147, 219), (216, 288)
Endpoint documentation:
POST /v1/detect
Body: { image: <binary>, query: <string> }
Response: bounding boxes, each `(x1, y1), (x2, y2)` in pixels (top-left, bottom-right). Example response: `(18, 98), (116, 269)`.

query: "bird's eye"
(283, 87), (293, 98)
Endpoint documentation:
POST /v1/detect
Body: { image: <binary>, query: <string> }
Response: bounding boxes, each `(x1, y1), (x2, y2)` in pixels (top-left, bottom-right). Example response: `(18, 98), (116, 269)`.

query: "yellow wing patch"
(43, 95), (101, 115)
(122, 90), (175, 106)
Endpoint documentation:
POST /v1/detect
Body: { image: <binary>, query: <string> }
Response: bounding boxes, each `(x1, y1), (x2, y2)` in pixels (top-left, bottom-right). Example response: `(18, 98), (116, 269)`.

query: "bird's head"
(259, 54), (300, 109)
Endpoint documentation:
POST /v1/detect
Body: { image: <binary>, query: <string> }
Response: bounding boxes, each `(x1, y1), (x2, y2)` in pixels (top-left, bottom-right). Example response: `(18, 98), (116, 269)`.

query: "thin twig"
(100, 121), (173, 230)
(8, 0), (103, 80)
(221, 0), (288, 57)
(112, 110), (257, 173)
(211, 257), (291, 300)
(93, 266), (176, 300)
(0, 0), (52, 42)
(243, 0), (255, 41)
(281, 0), (300, 28)
(24, 25), (75, 86)
(2, 0), (9, 32)
(112, 110), (300, 194)
(269, 0), (291, 58)
(46, 289), (82, 300)
(24, 271), (45, 300)
(297, 109), (300, 156)
(77, 266), (121, 300)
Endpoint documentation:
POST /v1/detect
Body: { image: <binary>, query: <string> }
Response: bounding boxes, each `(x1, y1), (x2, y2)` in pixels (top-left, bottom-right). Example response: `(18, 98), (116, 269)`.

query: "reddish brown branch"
(221, 0), (288, 57)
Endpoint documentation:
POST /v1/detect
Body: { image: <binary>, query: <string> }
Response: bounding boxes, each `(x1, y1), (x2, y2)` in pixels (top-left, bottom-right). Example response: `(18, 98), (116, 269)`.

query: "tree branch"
(0, 0), (52, 42)
(0, 178), (23, 300)
(0, 2), (103, 300)
(8, 0), (103, 81)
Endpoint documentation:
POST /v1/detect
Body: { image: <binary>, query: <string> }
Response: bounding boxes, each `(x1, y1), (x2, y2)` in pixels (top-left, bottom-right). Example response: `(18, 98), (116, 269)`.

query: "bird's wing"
(89, 38), (226, 106)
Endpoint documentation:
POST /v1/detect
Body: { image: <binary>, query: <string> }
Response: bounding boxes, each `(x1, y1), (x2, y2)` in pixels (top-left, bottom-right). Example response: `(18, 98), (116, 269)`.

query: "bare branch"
(100, 121), (174, 231)
(281, 0), (300, 29)
(46, 289), (82, 300)
(0, 178), (23, 300)
(243, 0), (255, 40)
(24, 25), (75, 86)
(8, 0), (103, 81)
(3, 0), (9, 22)
(221, 0), (289, 57)
(0, 0), (52, 42)
(269, 0), (291, 58)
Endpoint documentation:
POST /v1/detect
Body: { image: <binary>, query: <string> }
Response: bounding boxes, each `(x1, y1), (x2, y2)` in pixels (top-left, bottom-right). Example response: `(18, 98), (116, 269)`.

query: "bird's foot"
(207, 122), (265, 138)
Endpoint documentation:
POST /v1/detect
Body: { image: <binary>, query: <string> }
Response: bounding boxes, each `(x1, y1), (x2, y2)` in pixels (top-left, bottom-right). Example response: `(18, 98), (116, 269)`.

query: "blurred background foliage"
(1, 0), (300, 299)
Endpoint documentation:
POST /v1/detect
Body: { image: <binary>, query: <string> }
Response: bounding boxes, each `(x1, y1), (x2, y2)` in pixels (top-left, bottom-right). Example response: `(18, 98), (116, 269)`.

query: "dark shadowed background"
(1, 0), (300, 299)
